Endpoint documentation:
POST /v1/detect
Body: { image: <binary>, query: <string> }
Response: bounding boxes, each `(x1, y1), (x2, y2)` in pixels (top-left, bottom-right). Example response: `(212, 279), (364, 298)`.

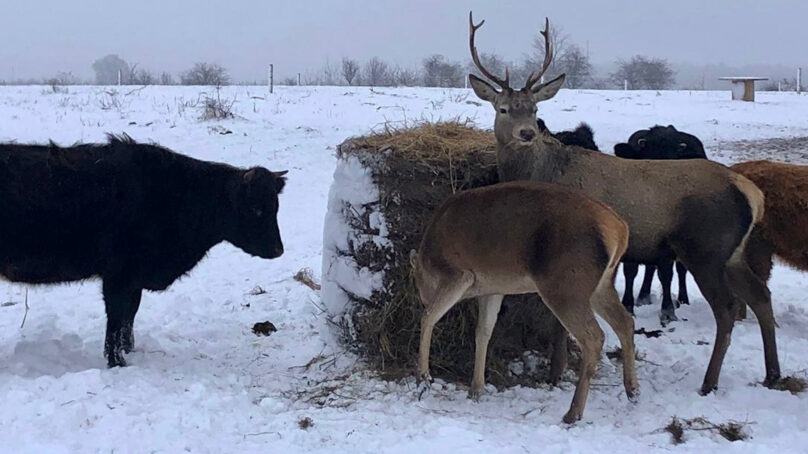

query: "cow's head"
(614, 125), (706, 160)
(230, 167), (287, 259)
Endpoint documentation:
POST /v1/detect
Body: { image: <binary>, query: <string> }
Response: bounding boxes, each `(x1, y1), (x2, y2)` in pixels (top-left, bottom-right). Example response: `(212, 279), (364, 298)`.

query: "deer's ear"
(469, 74), (499, 103)
(531, 73), (565, 102)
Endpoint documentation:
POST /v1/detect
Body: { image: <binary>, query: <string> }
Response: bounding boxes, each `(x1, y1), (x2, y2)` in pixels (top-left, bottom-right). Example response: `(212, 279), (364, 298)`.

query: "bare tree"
(130, 67), (156, 85)
(342, 58), (360, 86)
(319, 59), (341, 86)
(159, 72), (175, 85)
(556, 44), (592, 89)
(180, 63), (231, 86)
(392, 66), (420, 86)
(364, 57), (392, 87)
(610, 55), (675, 89)
(523, 24), (570, 82)
(423, 54), (464, 87)
(92, 55), (130, 85)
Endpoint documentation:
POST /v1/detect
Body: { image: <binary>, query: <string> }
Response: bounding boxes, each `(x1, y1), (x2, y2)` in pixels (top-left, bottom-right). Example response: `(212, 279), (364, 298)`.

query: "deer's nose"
(519, 129), (536, 142)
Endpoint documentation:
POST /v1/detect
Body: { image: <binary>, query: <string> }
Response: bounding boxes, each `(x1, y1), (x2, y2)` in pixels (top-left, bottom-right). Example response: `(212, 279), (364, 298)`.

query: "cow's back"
(0, 143), (143, 282)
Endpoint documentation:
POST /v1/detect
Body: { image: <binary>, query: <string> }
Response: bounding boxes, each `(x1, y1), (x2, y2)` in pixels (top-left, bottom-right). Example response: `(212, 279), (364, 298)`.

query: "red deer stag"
(466, 12), (780, 395)
(412, 181), (637, 423)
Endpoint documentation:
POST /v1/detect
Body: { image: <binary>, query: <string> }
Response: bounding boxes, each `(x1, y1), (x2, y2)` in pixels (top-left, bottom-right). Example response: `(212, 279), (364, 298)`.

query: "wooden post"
(624, 79), (628, 91)
(269, 64), (274, 94)
(117, 70), (122, 86)
(297, 73), (301, 86)
(798, 68), (802, 94)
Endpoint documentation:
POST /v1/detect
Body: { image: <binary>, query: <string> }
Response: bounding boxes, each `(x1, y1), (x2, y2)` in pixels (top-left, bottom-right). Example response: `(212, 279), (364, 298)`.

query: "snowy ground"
(1, 85), (808, 453)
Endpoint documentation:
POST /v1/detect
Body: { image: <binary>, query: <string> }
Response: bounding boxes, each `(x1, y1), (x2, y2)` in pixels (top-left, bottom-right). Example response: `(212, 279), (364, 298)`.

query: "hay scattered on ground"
(337, 120), (564, 387)
(663, 416), (751, 444)
(767, 375), (808, 394)
(294, 268), (321, 291)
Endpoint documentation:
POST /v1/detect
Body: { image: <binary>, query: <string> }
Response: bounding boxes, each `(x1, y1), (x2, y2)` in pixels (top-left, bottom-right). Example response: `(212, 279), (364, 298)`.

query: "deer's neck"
(496, 138), (575, 183)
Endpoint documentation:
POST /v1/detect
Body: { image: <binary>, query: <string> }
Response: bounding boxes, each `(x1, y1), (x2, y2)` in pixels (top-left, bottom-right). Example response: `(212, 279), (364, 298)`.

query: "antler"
(469, 11), (510, 89)
(524, 17), (554, 89)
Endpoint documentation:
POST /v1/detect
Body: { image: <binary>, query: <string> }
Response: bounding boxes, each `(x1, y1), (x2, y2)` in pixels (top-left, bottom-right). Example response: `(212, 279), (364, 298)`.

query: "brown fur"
(467, 17), (779, 395)
(413, 181), (638, 424)
(731, 160), (808, 277)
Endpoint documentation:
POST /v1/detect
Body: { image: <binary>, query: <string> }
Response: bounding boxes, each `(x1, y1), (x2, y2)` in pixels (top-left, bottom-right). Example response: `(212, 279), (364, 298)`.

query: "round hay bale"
(322, 120), (565, 386)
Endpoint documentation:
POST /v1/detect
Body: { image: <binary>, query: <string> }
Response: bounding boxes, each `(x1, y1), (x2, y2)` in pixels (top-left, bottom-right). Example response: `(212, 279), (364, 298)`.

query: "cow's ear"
(243, 169), (257, 183)
(273, 170), (288, 178)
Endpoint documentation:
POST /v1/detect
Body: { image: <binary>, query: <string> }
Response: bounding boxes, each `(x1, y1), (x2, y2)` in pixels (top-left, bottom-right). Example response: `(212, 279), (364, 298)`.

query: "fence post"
(624, 79), (628, 91)
(297, 73), (301, 86)
(269, 64), (274, 94)
(798, 67), (802, 94)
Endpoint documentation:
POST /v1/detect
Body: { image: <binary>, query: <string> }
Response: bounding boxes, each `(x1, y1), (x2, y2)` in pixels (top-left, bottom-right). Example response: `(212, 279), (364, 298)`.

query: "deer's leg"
(547, 317), (568, 385)
(725, 259), (781, 386)
(535, 275), (604, 424)
(591, 273), (639, 402)
(621, 262), (638, 314)
(657, 261), (677, 325)
(682, 261), (738, 395)
(636, 265), (656, 306)
(675, 262), (690, 306)
(417, 271), (474, 388)
(469, 294), (504, 400)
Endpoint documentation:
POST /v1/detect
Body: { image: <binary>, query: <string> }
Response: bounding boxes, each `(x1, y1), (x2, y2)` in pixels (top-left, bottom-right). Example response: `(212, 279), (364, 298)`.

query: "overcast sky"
(1, 0), (805, 81)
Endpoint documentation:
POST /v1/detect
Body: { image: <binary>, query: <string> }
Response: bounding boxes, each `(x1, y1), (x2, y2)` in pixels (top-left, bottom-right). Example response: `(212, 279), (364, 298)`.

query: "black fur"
(537, 118), (599, 151)
(614, 125), (706, 160)
(612, 125), (708, 320)
(0, 134), (287, 367)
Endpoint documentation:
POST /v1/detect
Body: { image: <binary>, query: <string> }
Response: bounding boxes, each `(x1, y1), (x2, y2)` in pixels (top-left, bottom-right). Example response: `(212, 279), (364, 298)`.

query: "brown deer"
(412, 181), (637, 423)
(466, 12), (781, 395)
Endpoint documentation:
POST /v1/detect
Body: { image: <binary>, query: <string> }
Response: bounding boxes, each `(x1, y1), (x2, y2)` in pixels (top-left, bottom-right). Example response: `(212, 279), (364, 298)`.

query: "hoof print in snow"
(298, 416), (314, 430)
(252, 321), (278, 337)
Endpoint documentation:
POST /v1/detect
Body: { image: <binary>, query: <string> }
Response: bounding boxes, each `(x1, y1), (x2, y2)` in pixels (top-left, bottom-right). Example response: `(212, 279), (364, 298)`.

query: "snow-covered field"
(1, 85), (808, 453)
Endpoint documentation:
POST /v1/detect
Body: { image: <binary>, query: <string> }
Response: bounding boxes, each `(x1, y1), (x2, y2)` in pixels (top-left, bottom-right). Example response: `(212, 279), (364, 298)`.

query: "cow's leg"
(636, 265), (656, 306)
(102, 279), (140, 367)
(121, 290), (143, 353)
(621, 263), (638, 314)
(658, 261), (677, 325)
(675, 262), (690, 305)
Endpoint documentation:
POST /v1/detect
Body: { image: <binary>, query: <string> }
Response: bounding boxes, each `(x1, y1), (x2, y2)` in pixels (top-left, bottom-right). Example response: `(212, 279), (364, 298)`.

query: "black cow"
(613, 125), (708, 323)
(0, 134), (287, 367)
(536, 118), (599, 151)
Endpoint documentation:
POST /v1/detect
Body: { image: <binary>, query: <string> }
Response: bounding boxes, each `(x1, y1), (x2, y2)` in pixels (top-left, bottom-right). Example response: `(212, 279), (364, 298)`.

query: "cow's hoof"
(659, 310), (678, 327)
(636, 294), (655, 307)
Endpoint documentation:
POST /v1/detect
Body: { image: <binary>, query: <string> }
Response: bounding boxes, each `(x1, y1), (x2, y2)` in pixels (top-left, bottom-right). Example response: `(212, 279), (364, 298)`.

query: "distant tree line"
(294, 25), (677, 90)
(90, 55), (230, 86)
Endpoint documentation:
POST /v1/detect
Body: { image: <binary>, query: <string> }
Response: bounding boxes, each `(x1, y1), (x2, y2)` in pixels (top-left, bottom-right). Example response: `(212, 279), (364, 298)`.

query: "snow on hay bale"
(322, 121), (563, 385)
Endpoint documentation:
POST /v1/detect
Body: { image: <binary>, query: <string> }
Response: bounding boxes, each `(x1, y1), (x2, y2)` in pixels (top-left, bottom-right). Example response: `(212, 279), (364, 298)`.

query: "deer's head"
(467, 12), (566, 148)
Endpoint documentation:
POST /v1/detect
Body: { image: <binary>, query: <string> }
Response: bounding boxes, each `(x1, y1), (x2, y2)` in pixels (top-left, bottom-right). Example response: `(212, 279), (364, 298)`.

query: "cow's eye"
(253, 208), (263, 217)
(499, 108), (508, 114)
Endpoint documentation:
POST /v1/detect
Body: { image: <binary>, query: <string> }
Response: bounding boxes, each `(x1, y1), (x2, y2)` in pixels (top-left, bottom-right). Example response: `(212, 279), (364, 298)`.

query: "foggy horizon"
(2, 0), (806, 83)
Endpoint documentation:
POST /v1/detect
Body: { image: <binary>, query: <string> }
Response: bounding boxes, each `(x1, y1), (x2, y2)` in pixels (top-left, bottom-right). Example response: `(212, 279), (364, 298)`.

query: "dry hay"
(337, 120), (565, 387)
(663, 416), (750, 444)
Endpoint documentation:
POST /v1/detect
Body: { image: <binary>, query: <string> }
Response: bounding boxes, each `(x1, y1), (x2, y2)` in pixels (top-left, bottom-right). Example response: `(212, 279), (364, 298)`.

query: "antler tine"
(469, 11), (510, 89)
(524, 17), (554, 89)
